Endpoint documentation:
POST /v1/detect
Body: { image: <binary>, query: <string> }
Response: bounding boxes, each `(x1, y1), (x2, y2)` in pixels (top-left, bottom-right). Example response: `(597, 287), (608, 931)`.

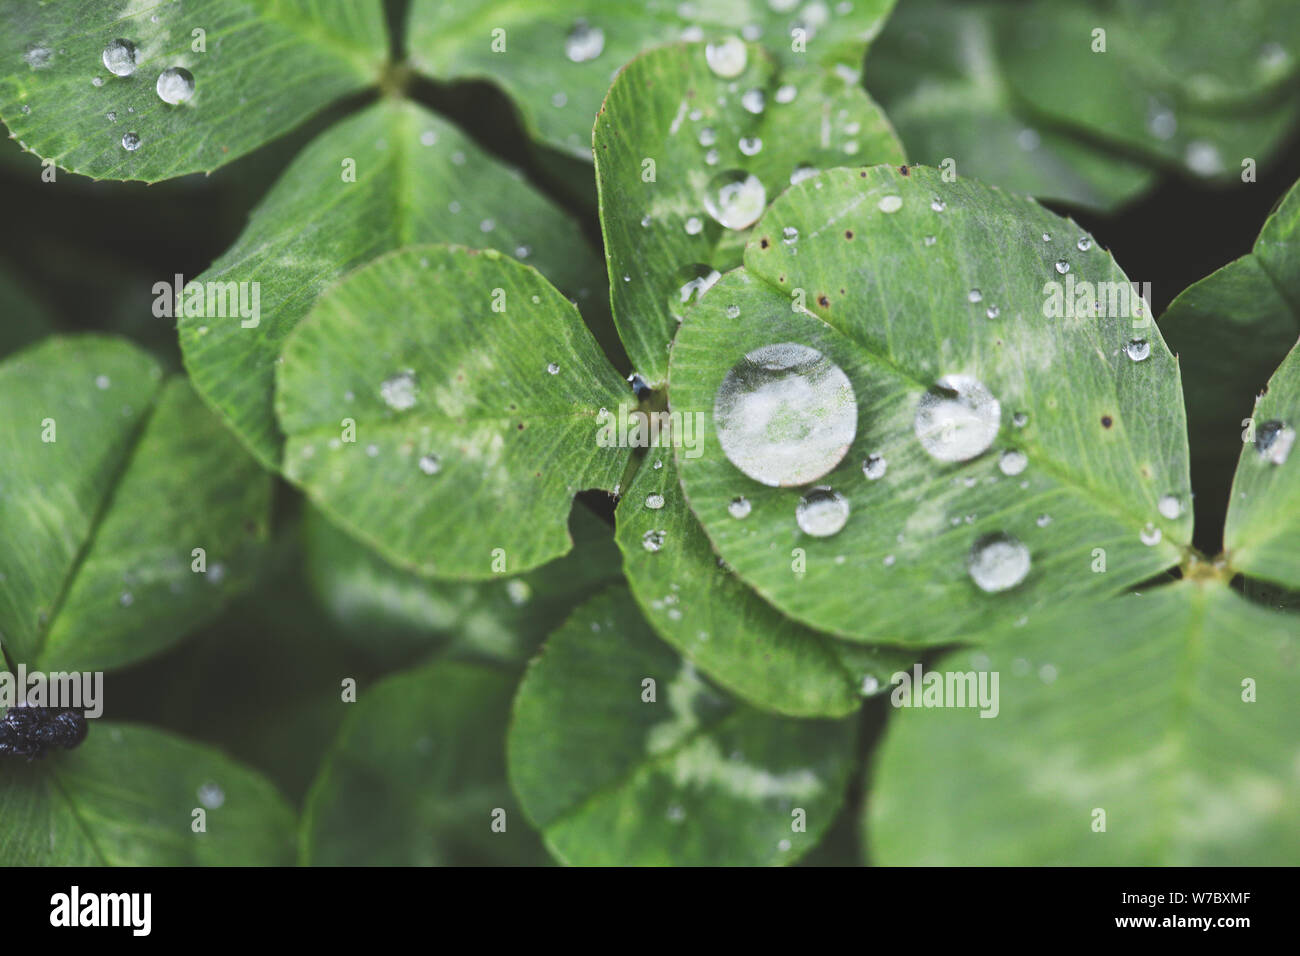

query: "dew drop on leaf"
(998, 449), (1027, 475)
(121, 131), (141, 151)
(741, 88), (765, 113)
(1256, 420), (1296, 465)
(703, 170), (766, 230)
(914, 374), (1001, 463)
(862, 453), (887, 480)
(642, 529), (666, 552)
(645, 493), (665, 510)
(1123, 339), (1151, 362)
(564, 19), (605, 62)
(1055, 259), (1070, 274)
(379, 370), (417, 410)
(1157, 494), (1182, 519)
(713, 342), (857, 486)
(877, 195), (902, 213)
(728, 496), (752, 519)
(101, 39), (137, 76)
(967, 532), (1030, 592)
(704, 36), (747, 78)
(1140, 522), (1163, 546)
(418, 454), (441, 475)
(156, 67), (195, 104)
(796, 487), (850, 537)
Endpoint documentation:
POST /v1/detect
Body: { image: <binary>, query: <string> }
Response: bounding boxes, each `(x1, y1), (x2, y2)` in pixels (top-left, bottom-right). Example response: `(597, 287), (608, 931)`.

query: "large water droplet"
(1157, 494), (1182, 519)
(121, 131), (141, 151)
(741, 88), (765, 114)
(967, 533), (1030, 592)
(703, 170), (766, 230)
(739, 136), (762, 156)
(102, 39), (138, 76)
(705, 36), (747, 77)
(1257, 420), (1296, 465)
(796, 487), (849, 537)
(380, 370), (417, 410)
(564, 19), (605, 62)
(1123, 339), (1151, 362)
(914, 374), (1001, 463)
(156, 66), (195, 104)
(862, 453), (887, 480)
(714, 343), (857, 487)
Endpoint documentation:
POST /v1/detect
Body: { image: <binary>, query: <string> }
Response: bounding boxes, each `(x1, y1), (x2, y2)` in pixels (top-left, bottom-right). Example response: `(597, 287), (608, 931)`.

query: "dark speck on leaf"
(844, 230), (853, 239)
(759, 237), (770, 249)
(817, 294), (829, 308)
(1101, 415), (1113, 428)
(899, 165), (909, 176)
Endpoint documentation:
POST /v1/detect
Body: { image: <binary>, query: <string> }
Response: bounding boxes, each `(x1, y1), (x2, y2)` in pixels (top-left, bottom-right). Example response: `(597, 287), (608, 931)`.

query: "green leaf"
(0, 722), (295, 864)
(0, 0), (387, 181)
(867, 580), (1300, 864)
(595, 41), (905, 383)
(275, 245), (629, 579)
(1162, 177), (1300, 528)
(304, 500), (622, 665)
(408, 0), (896, 161)
(617, 454), (911, 717)
(1224, 340), (1300, 589)
(670, 166), (1191, 646)
(508, 587), (857, 865)
(996, 0), (1300, 179)
(863, 0), (1156, 212)
(302, 659), (549, 865)
(179, 98), (605, 469)
(0, 336), (270, 672)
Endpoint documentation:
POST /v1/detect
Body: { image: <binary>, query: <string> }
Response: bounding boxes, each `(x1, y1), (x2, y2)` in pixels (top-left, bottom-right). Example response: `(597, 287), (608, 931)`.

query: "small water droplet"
(985, 305), (1000, 319)
(197, 782), (225, 809)
(967, 532), (1030, 592)
(1077, 236), (1093, 252)
(1035, 513), (1051, 528)
(156, 67), (195, 104)
(774, 84), (797, 104)
(728, 496), (752, 519)
(106, 110), (116, 121)
(705, 36), (748, 77)
(1055, 259), (1070, 274)
(380, 370), (417, 410)
(1012, 411), (1028, 428)
(703, 170), (766, 230)
(684, 216), (704, 235)
(122, 132), (141, 151)
(506, 579), (531, 606)
(930, 198), (946, 212)
(564, 19), (605, 62)
(878, 195), (902, 213)
(92, 76), (103, 87)
(418, 454), (441, 475)
(1123, 339), (1151, 362)
(796, 487), (849, 537)
(914, 374), (1001, 463)
(782, 226), (798, 243)
(726, 304), (740, 318)
(24, 44), (54, 69)
(119, 591), (134, 607)
(546, 362), (560, 375)
(95, 375), (111, 390)
(739, 135), (762, 156)
(923, 235), (936, 246)
(862, 453), (887, 480)
(998, 449), (1027, 475)
(698, 126), (717, 147)
(968, 289), (983, 303)
(1257, 420), (1295, 465)
(101, 39), (137, 76)
(642, 529), (666, 552)
(1157, 494), (1182, 519)
(714, 343), (857, 486)
(645, 493), (665, 510)
(741, 88), (765, 113)
(1140, 522), (1162, 546)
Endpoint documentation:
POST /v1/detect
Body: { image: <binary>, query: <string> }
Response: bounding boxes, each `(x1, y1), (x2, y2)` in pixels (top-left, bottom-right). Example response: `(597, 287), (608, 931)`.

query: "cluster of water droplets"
(92, 38), (199, 153)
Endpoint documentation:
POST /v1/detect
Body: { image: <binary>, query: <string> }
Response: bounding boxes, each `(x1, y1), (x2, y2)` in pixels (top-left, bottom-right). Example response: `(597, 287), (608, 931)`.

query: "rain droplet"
(796, 487), (850, 537)
(1257, 420), (1296, 465)
(1123, 339), (1151, 362)
(968, 289), (983, 303)
(705, 36), (748, 77)
(1042, 233), (1052, 242)
(739, 136), (762, 156)
(985, 305), (1001, 319)
(774, 84), (797, 104)
(645, 493), (665, 510)
(878, 195), (902, 213)
(703, 170), (766, 230)
(684, 216), (704, 235)
(380, 370), (417, 410)
(642, 529), (666, 552)
(92, 76), (103, 87)
(418, 454), (441, 475)
(1157, 494), (1182, 519)
(862, 453), (887, 480)
(506, 579), (531, 606)
(782, 226), (798, 243)
(930, 198), (946, 212)
(564, 19), (605, 62)
(546, 362), (560, 375)
(698, 126), (717, 147)
(728, 496), (752, 519)
(121, 132), (141, 151)
(156, 67), (195, 104)
(741, 88), (765, 113)
(923, 235), (936, 246)
(967, 533), (1030, 592)
(914, 374), (1002, 463)
(1077, 236), (1093, 252)
(24, 44), (54, 69)
(101, 39), (137, 76)
(714, 342), (857, 486)
(1055, 259), (1070, 274)
(998, 449), (1027, 475)
(726, 304), (740, 318)
(1012, 411), (1029, 428)
(1140, 522), (1162, 546)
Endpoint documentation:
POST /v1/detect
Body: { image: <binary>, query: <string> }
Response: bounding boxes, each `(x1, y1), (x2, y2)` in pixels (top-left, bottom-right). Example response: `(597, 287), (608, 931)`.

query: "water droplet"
(998, 449), (1027, 475)
(741, 88), (765, 113)
(1140, 522), (1162, 546)
(728, 496), (752, 519)
(645, 493), (665, 510)
(698, 126), (717, 147)
(1077, 236), (1093, 252)
(1257, 420), (1296, 465)
(985, 305), (1000, 319)
(1157, 494), (1182, 519)
(796, 487), (849, 537)
(703, 170), (766, 230)
(790, 163), (818, 185)
(923, 235), (936, 246)
(878, 195), (902, 213)
(774, 84), (797, 104)
(418, 454), (441, 475)
(1123, 339), (1151, 362)
(1185, 140), (1223, 176)
(24, 44), (54, 69)
(739, 136), (762, 156)
(1035, 513), (1051, 527)
(119, 591), (134, 607)
(705, 36), (748, 77)
(1041, 233), (1052, 242)
(714, 343), (857, 486)
(684, 216), (704, 235)
(101, 39), (137, 76)
(380, 370), (417, 410)
(782, 226), (798, 243)
(197, 782), (225, 809)
(930, 198), (946, 212)
(156, 67), (195, 104)
(1012, 411), (1028, 428)
(967, 533), (1030, 592)
(95, 375), (111, 390)
(642, 529), (666, 552)
(967, 289), (983, 303)
(92, 76), (103, 87)
(20, 104), (31, 114)
(546, 362), (560, 375)
(564, 19), (605, 62)
(121, 132), (141, 151)
(704, 148), (720, 166)
(726, 304), (740, 318)
(862, 453), (887, 480)
(671, 264), (722, 314)
(1055, 259), (1070, 274)
(914, 374), (1001, 463)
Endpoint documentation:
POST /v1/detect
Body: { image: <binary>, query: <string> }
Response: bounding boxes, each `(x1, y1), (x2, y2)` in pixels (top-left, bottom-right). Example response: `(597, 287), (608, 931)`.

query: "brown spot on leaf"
(1101, 415), (1113, 429)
